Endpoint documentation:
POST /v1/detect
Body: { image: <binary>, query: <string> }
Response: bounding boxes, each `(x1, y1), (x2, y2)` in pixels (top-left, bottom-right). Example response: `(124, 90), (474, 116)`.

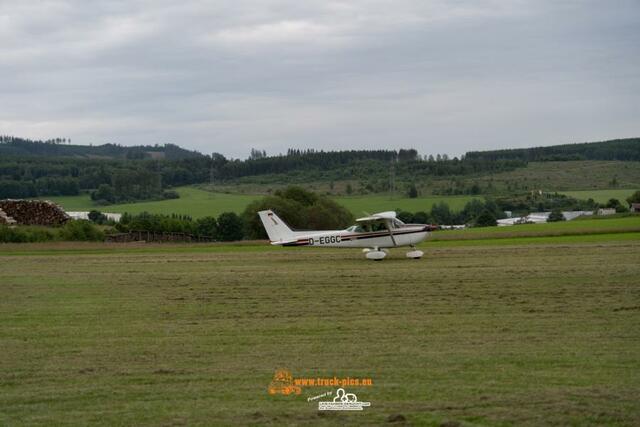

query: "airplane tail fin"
(258, 210), (295, 243)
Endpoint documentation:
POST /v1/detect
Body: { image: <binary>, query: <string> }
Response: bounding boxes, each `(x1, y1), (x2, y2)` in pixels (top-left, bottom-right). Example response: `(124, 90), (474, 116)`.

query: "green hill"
(466, 137), (640, 161)
(0, 136), (203, 160)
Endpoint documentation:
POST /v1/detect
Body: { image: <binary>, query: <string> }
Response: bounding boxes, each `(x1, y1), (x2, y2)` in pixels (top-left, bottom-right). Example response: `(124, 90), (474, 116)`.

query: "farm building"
(497, 210), (593, 226)
(597, 208), (616, 216)
(631, 203), (640, 213)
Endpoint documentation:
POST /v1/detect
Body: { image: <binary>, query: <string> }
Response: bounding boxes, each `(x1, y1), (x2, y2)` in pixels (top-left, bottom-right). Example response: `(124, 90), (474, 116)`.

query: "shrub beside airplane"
(258, 210), (437, 260)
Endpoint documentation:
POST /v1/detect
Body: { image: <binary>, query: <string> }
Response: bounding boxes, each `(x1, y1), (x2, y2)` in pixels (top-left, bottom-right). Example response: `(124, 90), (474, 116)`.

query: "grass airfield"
(1, 225), (640, 425)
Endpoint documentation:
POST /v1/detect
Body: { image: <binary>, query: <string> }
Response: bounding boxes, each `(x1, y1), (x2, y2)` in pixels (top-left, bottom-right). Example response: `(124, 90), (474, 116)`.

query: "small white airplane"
(258, 210), (437, 260)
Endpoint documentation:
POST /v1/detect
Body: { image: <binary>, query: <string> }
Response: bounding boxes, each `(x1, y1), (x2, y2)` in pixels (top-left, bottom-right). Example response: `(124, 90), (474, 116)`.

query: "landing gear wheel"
(364, 247), (387, 260)
(406, 246), (424, 259)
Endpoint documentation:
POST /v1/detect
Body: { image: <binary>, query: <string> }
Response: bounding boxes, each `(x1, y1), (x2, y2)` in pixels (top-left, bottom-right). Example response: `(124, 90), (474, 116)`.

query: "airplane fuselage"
(279, 224), (431, 249)
(258, 209), (433, 260)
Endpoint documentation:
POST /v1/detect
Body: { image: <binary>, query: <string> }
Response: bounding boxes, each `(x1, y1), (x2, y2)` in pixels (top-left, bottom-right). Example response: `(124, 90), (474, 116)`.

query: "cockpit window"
(371, 222), (386, 231)
(391, 218), (405, 228)
(348, 221), (395, 232)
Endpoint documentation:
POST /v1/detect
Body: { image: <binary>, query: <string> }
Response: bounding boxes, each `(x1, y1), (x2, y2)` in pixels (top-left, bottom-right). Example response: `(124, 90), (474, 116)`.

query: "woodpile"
(0, 208), (17, 226)
(0, 199), (70, 226)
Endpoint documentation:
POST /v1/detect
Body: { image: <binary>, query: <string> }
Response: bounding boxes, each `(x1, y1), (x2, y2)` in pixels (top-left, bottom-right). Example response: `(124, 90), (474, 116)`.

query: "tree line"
(3, 188), (638, 243)
(465, 138), (640, 162)
(0, 136), (203, 160)
(214, 148), (525, 182)
(0, 156), (213, 202)
(2, 136), (638, 202)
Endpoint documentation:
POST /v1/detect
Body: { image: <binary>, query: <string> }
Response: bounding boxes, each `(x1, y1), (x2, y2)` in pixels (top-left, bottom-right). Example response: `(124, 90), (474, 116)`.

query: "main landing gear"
(406, 245), (424, 259)
(363, 247), (388, 260)
(363, 246), (424, 260)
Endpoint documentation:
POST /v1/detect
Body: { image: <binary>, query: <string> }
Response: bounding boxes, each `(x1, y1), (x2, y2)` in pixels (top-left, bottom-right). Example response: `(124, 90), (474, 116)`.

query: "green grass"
(335, 194), (478, 215)
(560, 189), (639, 204)
(43, 187), (480, 218)
(39, 184), (640, 220)
(1, 236), (639, 426)
(43, 187), (259, 218)
(432, 216), (640, 240)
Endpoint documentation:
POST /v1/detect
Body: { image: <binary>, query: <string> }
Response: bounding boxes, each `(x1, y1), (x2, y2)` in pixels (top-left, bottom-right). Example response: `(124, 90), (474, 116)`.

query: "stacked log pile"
(0, 199), (70, 226)
(0, 208), (17, 226)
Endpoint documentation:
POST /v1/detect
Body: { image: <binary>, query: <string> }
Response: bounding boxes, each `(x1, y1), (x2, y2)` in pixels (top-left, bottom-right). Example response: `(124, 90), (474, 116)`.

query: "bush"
(196, 216), (218, 238)
(0, 225), (56, 243)
(162, 190), (180, 200)
(396, 210), (414, 223)
(548, 209), (565, 222)
(242, 186), (353, 239)
(88, 209), (109, 224)
(412, 211), (431, 224)
(605, 198), (629, 213)
(407, 183), (418, 198)
(0, 226), (28, 243)
(474, 210), (497, 227)
(217, 212), (244, 241)
(91, 184), (116, 204)
(626, 191), (640, 207)
(59, 220), (105, 241)
(430, 202), (453, 224)
(495, 192), (598, 215)
(242, 196), (306, 240)
(116, 212), (196, 234)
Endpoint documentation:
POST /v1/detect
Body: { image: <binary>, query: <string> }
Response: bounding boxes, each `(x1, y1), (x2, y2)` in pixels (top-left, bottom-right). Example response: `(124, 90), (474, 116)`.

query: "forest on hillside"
(465, 138), (640, 162)
(0, 136), (203, 160)
(0, 136), (637, 202)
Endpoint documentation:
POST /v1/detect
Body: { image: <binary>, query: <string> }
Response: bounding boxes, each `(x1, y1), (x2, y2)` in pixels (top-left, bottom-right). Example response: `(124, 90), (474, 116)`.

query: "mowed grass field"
(43, 187), (479, 218)
(41, 187), (258, 218)
(1, 231), (639, 425)
(560, 189), (638, 204)
(432, 216), (640, 242)
(336, 194), (477, 215)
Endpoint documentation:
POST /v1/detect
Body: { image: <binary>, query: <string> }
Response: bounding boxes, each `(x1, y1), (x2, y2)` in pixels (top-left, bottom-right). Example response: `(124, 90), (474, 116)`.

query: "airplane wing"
(355, 211), (398, 246)
(355, 211), (396, 222)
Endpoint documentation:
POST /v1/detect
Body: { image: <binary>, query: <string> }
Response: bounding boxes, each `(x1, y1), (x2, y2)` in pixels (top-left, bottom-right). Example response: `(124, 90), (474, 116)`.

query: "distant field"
(205, 160), (640, 196)
(1, 234), (639, 426)
(432, 215), (640, 241)
(472, 160), (640, 192)
(560, 188), (638, 203)
(41, 185), (639, 219)
(44, 187), (480, 218)
(43, 187), (258, 218)
(335, 194), (478, 215)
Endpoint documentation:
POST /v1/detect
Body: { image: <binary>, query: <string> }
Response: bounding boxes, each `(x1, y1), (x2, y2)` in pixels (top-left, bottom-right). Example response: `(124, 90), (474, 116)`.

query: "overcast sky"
(1, 0), (639, 158)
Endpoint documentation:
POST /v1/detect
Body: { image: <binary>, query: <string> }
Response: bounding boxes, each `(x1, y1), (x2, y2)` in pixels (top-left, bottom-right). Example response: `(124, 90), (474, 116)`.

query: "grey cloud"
(1, 0), (638, 158)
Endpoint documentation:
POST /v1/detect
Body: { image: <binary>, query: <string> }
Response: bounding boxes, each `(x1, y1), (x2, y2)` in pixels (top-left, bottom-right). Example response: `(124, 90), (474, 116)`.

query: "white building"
(597, 208), (616, 216)
(497, 210), (592, 226)
(67, 211), (122, 222)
